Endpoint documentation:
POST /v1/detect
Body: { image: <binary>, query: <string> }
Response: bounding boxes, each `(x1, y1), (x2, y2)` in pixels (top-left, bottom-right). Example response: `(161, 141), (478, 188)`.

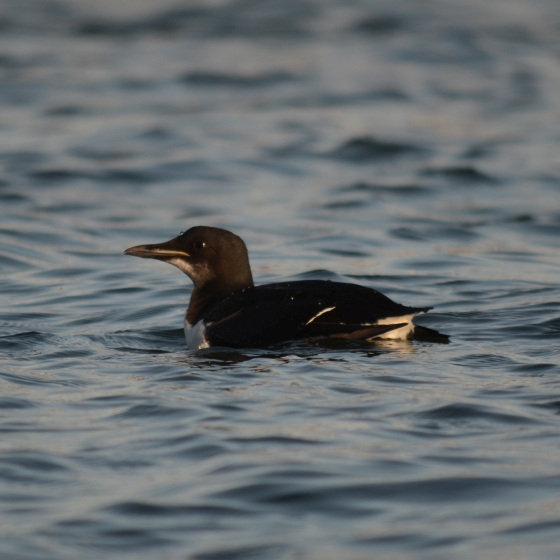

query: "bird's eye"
(193, 241), (206, 250)
(179, 231), (185, 235)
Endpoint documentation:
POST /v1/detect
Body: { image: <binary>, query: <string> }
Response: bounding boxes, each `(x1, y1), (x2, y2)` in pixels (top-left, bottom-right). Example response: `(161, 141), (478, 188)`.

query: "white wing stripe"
(305, 306), (336, 326)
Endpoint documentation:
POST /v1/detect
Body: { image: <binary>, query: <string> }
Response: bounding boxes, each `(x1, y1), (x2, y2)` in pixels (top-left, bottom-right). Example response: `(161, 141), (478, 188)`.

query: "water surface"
(1, 0), (560, 558)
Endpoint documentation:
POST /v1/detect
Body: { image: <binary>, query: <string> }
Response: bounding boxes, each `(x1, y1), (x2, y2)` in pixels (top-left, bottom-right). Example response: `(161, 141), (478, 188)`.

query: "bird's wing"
(202, 280), (432, 347)
(204, 298), (334, 348)
(252, 280), (431, 324)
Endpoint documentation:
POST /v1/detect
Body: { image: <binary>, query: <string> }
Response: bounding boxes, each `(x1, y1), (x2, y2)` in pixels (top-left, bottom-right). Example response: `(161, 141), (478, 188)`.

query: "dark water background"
(1, 0), (560, 558)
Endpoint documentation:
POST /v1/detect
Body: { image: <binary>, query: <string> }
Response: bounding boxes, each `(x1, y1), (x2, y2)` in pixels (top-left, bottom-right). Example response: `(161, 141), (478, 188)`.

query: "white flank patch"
(372, 313), (417, 340)
(376, 313), (416, 326)
(305, 306), (336, 326)
(184, 317), (210, 350)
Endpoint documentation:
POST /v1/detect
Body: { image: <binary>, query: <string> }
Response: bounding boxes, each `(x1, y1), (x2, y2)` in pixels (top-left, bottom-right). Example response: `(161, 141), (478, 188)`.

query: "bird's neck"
(186, 276), (254, 325)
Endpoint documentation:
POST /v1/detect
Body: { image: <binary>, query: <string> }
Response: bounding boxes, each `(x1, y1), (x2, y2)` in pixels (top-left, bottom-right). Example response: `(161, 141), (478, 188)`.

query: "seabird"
(124, 226), (440, 349)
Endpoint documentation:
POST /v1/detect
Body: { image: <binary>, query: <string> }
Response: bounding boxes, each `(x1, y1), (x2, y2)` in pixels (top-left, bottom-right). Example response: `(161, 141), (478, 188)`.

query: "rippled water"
(1, 0), (560, 558)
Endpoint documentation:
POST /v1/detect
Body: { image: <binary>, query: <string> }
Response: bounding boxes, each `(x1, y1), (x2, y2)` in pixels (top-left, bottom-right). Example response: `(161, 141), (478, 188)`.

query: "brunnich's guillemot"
(124, 226), (444, 350)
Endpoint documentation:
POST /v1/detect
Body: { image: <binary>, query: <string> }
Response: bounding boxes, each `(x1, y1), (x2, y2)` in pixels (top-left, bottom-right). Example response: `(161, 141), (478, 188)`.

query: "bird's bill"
(124, 237), (190, 260)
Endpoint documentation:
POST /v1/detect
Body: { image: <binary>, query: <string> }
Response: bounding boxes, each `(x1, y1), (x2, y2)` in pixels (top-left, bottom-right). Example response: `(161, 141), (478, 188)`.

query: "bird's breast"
(184, 317), (211, 350)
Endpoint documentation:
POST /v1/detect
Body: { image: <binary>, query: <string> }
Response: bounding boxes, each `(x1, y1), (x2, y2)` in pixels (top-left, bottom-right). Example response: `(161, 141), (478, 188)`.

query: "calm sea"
(1, 0), (560, 558)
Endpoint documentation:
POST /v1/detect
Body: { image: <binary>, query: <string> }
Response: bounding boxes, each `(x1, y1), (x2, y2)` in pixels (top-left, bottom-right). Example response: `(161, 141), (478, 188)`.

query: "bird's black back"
(199, 280), (430, 348)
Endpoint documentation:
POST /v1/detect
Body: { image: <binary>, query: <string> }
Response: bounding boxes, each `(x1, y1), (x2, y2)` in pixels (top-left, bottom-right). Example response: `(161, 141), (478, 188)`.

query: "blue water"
(1, 0), (560, 558)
